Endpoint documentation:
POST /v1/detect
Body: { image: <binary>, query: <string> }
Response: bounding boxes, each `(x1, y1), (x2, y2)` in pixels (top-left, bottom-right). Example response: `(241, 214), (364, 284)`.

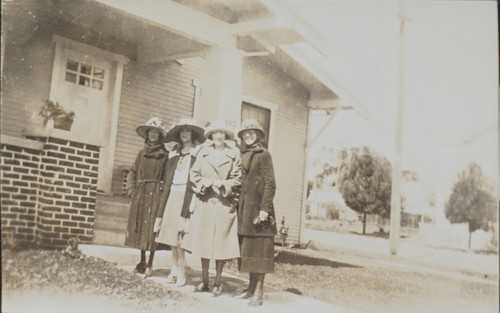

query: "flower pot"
(53, 115), (73, 131)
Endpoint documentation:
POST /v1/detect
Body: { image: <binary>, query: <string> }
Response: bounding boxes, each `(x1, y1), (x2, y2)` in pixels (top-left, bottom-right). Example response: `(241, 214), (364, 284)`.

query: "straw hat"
(165, 118), (204, 143)
(237, 119), (265, 139)
(204, 119), (235, 140)
(136, 117), (166, 139)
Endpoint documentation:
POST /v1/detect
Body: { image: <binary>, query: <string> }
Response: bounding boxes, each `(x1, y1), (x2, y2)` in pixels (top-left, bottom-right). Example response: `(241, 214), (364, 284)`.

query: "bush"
(326, 208), (340, 220)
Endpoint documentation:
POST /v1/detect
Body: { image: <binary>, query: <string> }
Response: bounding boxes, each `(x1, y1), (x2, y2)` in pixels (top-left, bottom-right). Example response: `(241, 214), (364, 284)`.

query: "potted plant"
(39, 99), (75, 131)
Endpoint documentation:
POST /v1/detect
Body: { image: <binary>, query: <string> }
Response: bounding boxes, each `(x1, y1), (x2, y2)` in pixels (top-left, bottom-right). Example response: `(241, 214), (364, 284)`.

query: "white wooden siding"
(242, 57), (310, 244)
(1, 37), (54, 137)
(112, 58), (204, 193)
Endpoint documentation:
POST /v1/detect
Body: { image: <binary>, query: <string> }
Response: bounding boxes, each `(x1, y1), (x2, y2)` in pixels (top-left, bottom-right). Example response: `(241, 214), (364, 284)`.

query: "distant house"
(307, 187), (358, 222)
(1, 0), (360, 247)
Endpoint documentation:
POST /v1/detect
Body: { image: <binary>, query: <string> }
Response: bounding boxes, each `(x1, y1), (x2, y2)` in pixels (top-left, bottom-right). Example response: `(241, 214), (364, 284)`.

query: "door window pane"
(79, 76), (90, 87)
(66, 60), (78, 72)
(80, 64), (92, 75)
(65, 72), (77, 83)
(93, 67), (105, 79)
(92, 79), (103, 90)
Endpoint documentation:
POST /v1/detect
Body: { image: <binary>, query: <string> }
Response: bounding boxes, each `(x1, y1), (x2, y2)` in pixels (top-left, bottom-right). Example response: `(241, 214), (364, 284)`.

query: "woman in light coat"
(233, 119), (277, 306)
(186, 119), (241, 297)
(155, 119), (204, 287)
(125, 117), (168, 277)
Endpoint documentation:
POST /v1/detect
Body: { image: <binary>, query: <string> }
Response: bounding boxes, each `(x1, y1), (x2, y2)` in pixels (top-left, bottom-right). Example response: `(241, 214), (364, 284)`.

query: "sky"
(289, 1), (499, 204)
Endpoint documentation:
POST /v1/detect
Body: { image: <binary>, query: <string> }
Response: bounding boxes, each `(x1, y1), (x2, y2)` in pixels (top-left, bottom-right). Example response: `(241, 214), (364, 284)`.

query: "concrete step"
(95, 200), (130, 219)
(93, 228), (126, 247)
(94, 215), (128, 232)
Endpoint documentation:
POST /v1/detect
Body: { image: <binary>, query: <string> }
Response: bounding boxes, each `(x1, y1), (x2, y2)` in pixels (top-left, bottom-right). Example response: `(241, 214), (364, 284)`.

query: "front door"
(56, 49), (111, 138)
(50, 36), (126, 193)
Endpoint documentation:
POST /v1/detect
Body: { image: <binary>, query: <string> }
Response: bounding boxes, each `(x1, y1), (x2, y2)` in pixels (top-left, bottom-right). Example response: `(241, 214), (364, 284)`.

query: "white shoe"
(176, 274), (186, 287)
(166, 273), (177, 284)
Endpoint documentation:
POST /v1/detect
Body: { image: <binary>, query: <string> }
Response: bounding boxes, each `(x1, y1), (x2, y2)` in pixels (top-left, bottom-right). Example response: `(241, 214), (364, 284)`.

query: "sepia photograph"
(1, 0), (498, 312)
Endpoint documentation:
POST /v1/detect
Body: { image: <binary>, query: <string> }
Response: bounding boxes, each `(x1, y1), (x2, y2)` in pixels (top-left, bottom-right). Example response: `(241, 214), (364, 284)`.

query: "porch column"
(194, 47), (244, 127)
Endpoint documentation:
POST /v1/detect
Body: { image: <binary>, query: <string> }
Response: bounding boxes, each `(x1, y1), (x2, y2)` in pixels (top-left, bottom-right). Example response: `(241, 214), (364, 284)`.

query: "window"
(241, 102), (271, 147)
(64, 59), (105, 90)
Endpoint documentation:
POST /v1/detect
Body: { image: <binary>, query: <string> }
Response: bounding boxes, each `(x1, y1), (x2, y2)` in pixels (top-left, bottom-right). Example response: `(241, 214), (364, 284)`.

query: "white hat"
(204, 119), (235, 140)
(136, 117), (166, 139)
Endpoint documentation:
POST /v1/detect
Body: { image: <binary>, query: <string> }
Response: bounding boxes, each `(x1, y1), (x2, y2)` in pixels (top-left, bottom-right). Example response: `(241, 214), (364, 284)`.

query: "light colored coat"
(183, 140), (241, 260)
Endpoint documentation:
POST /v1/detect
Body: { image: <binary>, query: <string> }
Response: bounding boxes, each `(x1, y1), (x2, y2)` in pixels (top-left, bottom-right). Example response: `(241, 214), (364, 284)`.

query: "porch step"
(95, 196), (130, 219)
(94, 194), (130, 247)
(93, 229), (126, 247)
(94, 215), (128, 232)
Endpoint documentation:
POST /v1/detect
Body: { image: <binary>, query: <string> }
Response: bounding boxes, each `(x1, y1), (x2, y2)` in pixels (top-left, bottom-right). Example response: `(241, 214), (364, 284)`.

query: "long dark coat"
(125, 144), (167, 251)
(184, 140), (242, 260)
(238, 145), (277, 237)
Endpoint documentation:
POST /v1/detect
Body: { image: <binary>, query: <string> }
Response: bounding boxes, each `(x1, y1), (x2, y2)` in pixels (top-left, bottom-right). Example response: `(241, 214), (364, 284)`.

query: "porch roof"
(3, 0), (367, 115)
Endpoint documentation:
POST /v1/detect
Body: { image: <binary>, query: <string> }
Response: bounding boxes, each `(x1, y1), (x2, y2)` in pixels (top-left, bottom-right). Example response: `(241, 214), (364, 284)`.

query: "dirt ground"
(3, 247), (498, 313)
(1, 249), (199, 313)
(225, 249), (498, 313)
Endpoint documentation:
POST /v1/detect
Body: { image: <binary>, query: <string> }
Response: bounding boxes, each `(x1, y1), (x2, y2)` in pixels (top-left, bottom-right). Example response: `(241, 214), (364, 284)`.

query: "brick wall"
(1, 142), (42, 243)
(1, 134), (100, 248)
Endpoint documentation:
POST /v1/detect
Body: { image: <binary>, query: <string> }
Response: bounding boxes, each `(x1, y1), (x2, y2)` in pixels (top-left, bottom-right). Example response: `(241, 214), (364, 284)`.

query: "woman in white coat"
(186, 119), (241, 297)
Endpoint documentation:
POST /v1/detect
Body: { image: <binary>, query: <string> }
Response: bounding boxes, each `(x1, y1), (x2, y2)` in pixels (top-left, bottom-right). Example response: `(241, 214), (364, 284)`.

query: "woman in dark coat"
(186, 119), (241, 297)
(125, 117), (168, 277)
(234, 119), (277, 306)
(155, 118), (204, 287)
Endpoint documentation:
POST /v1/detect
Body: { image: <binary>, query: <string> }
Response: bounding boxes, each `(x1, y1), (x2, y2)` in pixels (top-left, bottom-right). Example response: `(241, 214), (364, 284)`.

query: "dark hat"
(237, 119), (265, 139)
(136, 117), (166, 139)
(204, 119), (235, 140)
(165, 118), (204, 143)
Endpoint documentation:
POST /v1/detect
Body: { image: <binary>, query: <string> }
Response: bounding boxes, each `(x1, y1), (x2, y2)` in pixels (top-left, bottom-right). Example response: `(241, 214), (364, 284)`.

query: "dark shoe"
(194, 282), (209, 292)
(233, 289), (253, 299)
(212, 285), (222, 297)
(144, 266), (153, 278)
(134, 262), (146, 274)
(248, 296), (263, 306)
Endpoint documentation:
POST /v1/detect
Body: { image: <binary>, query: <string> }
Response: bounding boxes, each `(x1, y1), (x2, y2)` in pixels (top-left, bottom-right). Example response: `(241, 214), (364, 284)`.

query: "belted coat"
(238, 144), (277, 236)
(183, 140), (242, 260)
(125, 143), (168, 251)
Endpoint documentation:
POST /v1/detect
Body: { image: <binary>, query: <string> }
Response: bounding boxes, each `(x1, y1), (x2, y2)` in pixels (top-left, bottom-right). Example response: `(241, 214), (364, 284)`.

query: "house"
(1, 0), (360, 248)
(307, 187), (358, 222)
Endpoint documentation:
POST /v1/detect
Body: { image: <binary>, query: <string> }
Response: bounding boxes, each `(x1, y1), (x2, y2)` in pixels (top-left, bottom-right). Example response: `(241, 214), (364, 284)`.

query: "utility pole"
(389, 4), (411, 255)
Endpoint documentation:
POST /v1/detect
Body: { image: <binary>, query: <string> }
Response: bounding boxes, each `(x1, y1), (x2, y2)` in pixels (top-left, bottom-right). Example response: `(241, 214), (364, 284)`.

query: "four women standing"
(126, 117), (276, 305)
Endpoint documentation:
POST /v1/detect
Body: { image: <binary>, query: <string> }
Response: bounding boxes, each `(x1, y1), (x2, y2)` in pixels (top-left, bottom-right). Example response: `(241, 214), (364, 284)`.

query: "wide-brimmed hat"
(238, 119), (265, 139)
(136, 117), (166, 139)
(204, 119), (235, 140)
(165, 118), (204, 143)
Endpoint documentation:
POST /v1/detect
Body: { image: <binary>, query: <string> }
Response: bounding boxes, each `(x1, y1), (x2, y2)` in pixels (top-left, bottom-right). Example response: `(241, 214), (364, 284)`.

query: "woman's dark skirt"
(238, 235), (274, 273)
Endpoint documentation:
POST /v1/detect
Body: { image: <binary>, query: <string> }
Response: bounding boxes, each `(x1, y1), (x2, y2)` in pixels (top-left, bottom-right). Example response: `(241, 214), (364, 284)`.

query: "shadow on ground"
(275, 250), (361, 268)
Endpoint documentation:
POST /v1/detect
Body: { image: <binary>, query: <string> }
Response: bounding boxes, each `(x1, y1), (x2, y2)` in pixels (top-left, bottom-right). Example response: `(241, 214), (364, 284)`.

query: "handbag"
(253, 215), (276, 233)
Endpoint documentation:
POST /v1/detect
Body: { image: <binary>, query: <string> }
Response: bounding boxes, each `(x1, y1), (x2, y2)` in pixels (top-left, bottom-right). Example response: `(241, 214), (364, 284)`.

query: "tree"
(337, 146), (392, 234)
(445, 162), (498, 249)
